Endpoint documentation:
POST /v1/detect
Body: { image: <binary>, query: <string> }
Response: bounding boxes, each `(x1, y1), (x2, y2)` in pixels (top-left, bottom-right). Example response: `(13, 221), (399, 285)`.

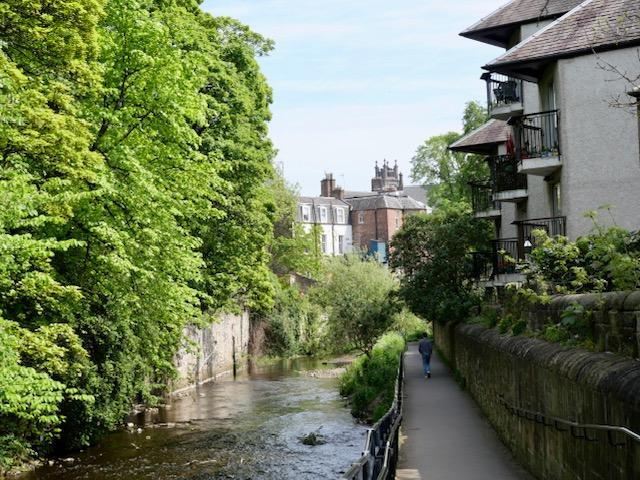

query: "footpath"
(396, 344), (534, 480)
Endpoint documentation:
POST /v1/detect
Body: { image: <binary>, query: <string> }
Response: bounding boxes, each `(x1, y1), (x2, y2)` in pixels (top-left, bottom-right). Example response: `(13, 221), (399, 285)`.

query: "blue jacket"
(419, 338), (433, 356)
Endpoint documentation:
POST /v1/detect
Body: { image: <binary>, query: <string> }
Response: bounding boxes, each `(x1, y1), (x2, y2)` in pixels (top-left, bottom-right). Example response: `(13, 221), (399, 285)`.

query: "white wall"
(302, 222), (353, 256)
(557, 48), (640, 238)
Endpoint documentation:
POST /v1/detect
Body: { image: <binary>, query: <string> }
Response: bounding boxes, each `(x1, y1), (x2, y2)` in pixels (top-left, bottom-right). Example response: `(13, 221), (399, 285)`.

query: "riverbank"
(16, 357), (366, 480)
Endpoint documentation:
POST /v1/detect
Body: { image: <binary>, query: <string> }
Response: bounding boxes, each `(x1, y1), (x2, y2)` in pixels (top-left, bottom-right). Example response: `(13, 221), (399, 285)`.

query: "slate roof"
(449, 119), (510, 154)
(461, 0), (582, 46)
(486, 0), (640, 78)
(297, 196), (350, 224)
(345, 194), (426, 212)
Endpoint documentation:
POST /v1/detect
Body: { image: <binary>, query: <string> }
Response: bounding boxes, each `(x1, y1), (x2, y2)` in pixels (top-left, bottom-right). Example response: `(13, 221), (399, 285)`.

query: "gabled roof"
(297, 196), (350, 224)
(461, 0), (583, 48)
(449, 119), (510, 154)
(485, 0), (640, 81)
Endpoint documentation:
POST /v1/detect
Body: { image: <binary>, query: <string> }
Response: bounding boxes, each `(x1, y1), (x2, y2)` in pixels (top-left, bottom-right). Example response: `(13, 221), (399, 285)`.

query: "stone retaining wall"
(171, 311), (249, 393)
(522, 291), (640, 359)
(435, 321), (640, 480)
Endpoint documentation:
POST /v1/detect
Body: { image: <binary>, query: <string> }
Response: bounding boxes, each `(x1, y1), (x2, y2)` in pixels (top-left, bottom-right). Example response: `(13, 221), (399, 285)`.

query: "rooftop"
(485, 0), (640, 81)
(449, 119), (510, 154)
(461, 0), (582, 48)
(345, 194), (427, 211)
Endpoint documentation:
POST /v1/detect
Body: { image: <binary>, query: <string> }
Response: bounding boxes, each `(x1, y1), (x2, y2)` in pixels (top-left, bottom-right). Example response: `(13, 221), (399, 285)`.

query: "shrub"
(339, 333), (405, 422)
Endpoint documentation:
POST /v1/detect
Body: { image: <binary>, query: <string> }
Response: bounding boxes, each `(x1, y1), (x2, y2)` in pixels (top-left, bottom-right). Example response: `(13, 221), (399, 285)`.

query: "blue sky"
(201, 0), (507, 196)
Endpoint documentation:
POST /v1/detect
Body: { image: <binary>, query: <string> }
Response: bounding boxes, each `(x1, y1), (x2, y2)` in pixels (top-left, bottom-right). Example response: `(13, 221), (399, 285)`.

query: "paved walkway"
(396, 344), (534, 480)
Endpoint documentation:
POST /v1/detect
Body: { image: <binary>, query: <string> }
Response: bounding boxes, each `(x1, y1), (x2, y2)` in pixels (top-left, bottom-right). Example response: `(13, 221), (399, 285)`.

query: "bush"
(391, 309), (429, 341)
(339, 333), (405, 422)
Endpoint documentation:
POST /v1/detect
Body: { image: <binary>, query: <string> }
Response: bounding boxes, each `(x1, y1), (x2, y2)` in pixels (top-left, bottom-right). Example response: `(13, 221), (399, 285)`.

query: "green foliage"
(267, 173), (321, 280)
(391, 309), (429, 341)
(411, 101), (488, 207)
(311, 255), (401, 356)
(0, 0), (277, 467)
(339, 333), (405, 421)
(390, 205), (492, 325)
(524, 213), (640, 294)
(261, 282), (325, 357)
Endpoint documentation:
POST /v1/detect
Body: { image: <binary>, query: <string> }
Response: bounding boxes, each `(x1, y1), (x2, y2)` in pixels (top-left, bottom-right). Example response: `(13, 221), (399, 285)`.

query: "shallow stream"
(22, 358), (366, 479)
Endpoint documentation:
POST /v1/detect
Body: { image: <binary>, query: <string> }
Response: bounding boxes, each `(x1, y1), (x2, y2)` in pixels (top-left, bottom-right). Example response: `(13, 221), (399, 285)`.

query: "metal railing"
(471, 251), (494, 281)
(341, 354), (404, 480)
(482, 72), (523, 111)
(469, 183), (500, 214)
(498, 395), (640, 447)
(489, 155), (527, 193)
(510, 110), (561, 161)
(515, 216), (567, 249)
(492, 238), (519, 273)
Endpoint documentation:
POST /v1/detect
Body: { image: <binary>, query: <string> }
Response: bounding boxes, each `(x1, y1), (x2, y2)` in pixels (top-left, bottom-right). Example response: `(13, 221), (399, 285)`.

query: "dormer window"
(319, 206), (328, 223)
(336, 208), (345, 224)
(301, 205), (311, 222)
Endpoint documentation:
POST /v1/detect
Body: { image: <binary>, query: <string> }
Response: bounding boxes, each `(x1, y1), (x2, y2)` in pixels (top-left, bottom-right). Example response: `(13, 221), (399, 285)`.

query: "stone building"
(371, 160), (404, 193)
(455, 0), (640, 286)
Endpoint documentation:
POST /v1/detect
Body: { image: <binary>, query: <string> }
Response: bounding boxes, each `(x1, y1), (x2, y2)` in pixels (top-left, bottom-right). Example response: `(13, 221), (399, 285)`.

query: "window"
(320, 234), (328, 254)
(338, 235), (344, 255)
(395, 214), (401, 229)
(358, 211), (365, 224)
(319, 206), (328, 223)
(336, 208), (345, 224)
(301, 205), (311, 222)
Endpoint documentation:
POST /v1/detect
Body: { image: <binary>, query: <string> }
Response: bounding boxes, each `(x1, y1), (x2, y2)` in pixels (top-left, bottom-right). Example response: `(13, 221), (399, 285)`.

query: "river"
(22, 358), (367, 480)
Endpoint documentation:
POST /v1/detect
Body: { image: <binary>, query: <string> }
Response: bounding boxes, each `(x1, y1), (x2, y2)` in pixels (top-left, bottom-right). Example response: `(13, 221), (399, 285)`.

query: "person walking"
(418, 334), (433, 378)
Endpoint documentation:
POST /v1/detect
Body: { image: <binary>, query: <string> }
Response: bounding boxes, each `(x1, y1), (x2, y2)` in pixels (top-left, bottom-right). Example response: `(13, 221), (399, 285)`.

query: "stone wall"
(171, 311), (249, 393)
(435, 321), (640, 480)
(523, 291), (640, 359)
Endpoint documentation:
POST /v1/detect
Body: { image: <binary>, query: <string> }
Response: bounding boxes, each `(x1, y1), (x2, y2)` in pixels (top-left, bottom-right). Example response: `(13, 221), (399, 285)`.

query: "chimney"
(332, 187), (345, 200)
(320, 173), (336, 197)
(399, 172), (404, 190)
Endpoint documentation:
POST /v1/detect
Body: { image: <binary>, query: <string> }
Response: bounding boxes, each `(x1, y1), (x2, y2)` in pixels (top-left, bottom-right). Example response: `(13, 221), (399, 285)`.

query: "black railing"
(511, 110), (560, 161)
(491, 238), (519, 274)
(490, 155), (528, 193)
(341, 354), (404, 480)
(515, 216), (567, 249)
(472, 251), (493, 281)
(470, 183), (500, 214)
(483, 72), (523, 111)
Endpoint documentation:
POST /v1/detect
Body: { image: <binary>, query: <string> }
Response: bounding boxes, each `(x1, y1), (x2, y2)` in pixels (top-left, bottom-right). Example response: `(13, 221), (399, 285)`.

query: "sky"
(201, 0), (507, 196)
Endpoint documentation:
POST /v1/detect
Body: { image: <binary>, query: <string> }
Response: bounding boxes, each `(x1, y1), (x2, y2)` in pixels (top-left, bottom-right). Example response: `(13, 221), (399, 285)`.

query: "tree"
(311, 256), (401, 356)
(389, 206), (492, 325)
(411, 101), (489, 207)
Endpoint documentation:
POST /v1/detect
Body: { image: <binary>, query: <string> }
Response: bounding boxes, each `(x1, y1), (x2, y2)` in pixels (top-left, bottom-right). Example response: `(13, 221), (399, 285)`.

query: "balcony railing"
(469, 183), (500, 214)
(471, 251), (493, 281)
(490, 155), (528, 193)
(515, 216), (567, 249)
(482, 73), (523, 112)
(492, 238), (519, 275)
(511, 110), (561, 161)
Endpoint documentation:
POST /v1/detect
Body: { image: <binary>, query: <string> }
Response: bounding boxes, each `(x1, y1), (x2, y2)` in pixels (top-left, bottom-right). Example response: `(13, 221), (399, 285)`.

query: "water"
(23, 358), (366, 480)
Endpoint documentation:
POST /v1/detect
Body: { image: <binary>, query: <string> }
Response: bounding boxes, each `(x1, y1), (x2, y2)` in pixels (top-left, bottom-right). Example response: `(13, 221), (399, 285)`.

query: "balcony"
(489, 155), (528, 202)
(482, 72), (524, 120)
(471, 238), (523, 286)
(469, 183), (501, 219)
(515, 216), (567, 253)
(510, 110), (562, 176)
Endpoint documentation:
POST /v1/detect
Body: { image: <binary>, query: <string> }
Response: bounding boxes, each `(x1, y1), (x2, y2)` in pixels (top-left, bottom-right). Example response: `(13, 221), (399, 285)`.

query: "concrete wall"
(171, 311), (250, 393)
(435, 321), (640, 480)
(557, 48), (640, 238)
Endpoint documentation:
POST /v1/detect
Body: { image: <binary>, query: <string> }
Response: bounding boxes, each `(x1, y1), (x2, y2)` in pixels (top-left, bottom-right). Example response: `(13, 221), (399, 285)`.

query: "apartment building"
(298, 174), (352, 256)
(452, 0), (640, 285)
